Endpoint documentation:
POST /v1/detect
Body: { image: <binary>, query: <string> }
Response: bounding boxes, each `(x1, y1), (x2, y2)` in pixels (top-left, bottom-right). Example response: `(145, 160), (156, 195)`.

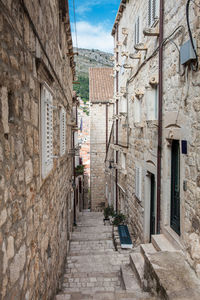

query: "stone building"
(0, 0), (76, 299)
(78, 99), (90, 208)
(90, 68), (114, 211)
(106, 0), (200, 279)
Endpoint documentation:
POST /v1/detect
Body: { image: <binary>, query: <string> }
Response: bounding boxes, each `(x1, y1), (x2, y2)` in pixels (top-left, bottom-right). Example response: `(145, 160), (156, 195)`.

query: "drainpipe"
(106, 104), (108, 151)
(116, 24), (119, 212)
(157, 0), (164, 234)
(73, 130), (76, 225)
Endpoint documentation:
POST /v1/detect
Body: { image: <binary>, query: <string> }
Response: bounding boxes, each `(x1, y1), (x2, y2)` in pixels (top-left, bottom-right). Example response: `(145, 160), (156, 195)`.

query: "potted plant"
(103, 205), (115, 225)
(112, 212), (126, 226)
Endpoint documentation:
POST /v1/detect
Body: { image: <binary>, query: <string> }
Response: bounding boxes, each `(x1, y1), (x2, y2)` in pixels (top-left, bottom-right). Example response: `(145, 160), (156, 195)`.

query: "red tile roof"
(89, 68), (114, 103)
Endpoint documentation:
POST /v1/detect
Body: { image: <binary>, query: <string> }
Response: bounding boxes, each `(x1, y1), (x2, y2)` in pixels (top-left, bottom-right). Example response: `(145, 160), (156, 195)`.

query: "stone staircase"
(55, 211), (155, 300)
(128, 234), (200, 300)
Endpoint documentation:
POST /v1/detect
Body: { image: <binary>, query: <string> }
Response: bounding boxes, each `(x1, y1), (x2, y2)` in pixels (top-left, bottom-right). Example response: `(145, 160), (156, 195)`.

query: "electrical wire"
(186, 0), (199, 71)
(72, 0), (79, 77)
(128, 25), (185, 83)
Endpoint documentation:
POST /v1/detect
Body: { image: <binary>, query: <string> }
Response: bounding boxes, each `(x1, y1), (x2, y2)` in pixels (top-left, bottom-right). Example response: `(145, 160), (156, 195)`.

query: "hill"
(73, 48), (113, 103)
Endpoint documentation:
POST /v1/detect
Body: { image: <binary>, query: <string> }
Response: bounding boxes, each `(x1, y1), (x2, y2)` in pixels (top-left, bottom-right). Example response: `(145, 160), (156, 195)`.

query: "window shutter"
(60, 108), (66, 156)
(155, 0), (159, 19)
(41, 84), (54, 178)
(148, 0), (152, 27)
(134, 22), (137, 45)
(135, 166), (142, 201)
(137, 16), (140, 44)
(135, 16), (140, 45)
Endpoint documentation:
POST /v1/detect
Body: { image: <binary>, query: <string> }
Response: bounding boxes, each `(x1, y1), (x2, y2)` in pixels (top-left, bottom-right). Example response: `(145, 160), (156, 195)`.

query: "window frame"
(60, 107), (66, 156)
(135, 165), (142, 201)
(134, 16), (140, 45)
(148, 0), (159, 27)
(41, 83), (54, 178)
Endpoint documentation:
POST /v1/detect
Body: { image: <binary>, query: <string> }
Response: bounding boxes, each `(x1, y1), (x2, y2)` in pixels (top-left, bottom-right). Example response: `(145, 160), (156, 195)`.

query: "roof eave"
(111, 0), (127, 36)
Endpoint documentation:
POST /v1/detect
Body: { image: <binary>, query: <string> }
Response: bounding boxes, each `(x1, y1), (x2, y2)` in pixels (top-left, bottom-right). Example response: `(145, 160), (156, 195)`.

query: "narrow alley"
(55, 211), (155, 300)
(0, 0), (200, 299)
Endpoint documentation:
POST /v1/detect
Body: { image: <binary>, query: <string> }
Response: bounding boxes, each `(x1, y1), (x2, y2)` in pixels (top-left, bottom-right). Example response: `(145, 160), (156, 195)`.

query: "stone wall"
(110, 0), (200, 274)
(0, 0), (74, 299)
(90, 103), (113, 211)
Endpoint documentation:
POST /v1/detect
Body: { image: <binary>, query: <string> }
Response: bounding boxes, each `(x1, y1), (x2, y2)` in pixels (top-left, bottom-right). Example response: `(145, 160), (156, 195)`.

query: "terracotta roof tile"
(89, 68), (114, 103)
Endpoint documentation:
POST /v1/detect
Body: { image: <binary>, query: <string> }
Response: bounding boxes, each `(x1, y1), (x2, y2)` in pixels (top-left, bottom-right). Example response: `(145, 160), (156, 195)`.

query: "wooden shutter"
(41, 84), (54, 178)
(60, 108), (66, 156)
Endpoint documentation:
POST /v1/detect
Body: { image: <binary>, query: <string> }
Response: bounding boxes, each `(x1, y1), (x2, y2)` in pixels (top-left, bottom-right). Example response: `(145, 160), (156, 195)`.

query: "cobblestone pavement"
(55, 211), (155, 300)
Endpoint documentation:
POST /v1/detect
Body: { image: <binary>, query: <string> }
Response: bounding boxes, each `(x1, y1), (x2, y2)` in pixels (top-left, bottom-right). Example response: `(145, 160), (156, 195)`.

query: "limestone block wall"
(112, 0), (160, 243)
(90, 103), (113, 211)
(0, 1), (74, 299)
(112, 0), (200, 275)
(161, 0), (200, 276)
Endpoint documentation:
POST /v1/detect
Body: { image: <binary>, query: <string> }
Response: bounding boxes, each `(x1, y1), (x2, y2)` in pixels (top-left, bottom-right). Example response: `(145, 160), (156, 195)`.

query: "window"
(41, 84), (54, 178)
(134, 16), (140, 45)
(135, 166), (142, 201)
(148, 0), (159, 27)
(146, 87), (158, 120)
(60, 107), (66, 156)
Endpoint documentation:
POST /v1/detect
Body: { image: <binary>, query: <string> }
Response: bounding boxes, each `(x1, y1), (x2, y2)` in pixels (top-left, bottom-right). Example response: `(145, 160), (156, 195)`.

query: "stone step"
(70, 239), (114, 248)
(144, 250), (200, 299)
(69, 249), (116, 256)
(63, 271), (119, 279)
(71, 232), (112, 241)
(140, 243), (157, 259)
(130, 252), (145, 288)
(74, 225), (112, 233)
(55, 290), (156, 300)
(151, 234), (176, 252)
(120, 264), (141, 292)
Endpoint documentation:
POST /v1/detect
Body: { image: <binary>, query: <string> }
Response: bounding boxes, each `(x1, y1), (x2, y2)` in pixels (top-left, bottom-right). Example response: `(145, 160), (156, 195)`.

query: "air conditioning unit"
(134, 43), (148, 51)
(122, 28), (128, 35)
(143, 27), (159, 37)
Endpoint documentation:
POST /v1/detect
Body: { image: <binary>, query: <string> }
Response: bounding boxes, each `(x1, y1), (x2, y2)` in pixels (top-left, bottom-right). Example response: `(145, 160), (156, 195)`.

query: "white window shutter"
(135, 16), (140, 45)
(148, 0), (159, 27)
(135, 166), (142, 201)
(155, 0), (160, 19)
(60, 108), (66, 156)
(148, 0), (152, 27)
(41, 84), (54, 178)
(137, 16), (140, 44)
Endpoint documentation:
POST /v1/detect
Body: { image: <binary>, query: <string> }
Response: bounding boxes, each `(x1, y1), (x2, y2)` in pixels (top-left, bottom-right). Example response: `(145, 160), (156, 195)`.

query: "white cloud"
(72, 21), (114, 53)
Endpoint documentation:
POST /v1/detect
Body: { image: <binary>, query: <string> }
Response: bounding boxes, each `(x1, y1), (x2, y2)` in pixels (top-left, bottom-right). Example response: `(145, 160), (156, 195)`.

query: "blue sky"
(69, 0), (121, 53)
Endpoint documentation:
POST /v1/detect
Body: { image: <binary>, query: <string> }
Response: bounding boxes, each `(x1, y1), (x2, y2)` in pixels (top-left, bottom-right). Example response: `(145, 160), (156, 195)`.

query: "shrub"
(112, 212), (126, 226)
(103, 205), (115, 219)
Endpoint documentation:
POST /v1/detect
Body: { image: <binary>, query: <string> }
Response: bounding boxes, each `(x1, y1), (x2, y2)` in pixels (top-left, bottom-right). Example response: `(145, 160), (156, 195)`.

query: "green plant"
(112, 212), (126, 226)
(103, 205), (115, 219)
(75, 165), (84, 175)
